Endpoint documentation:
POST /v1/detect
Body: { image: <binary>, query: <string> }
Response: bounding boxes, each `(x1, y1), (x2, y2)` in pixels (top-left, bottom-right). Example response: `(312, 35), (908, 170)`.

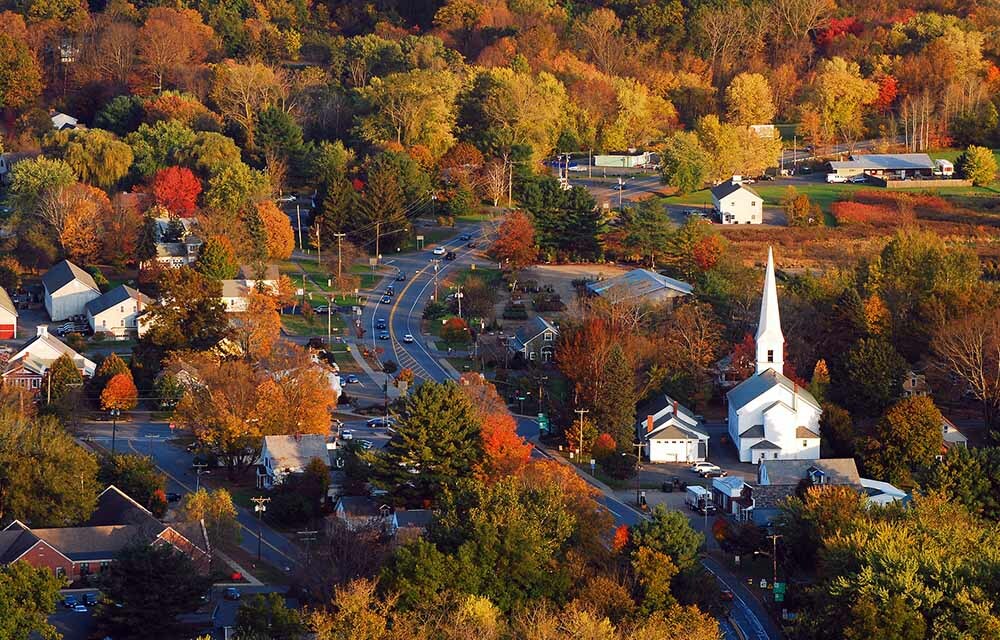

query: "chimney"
(646, 415), (653, 434)
(37, 326), (48, 337)
(672, 400), (678, 416)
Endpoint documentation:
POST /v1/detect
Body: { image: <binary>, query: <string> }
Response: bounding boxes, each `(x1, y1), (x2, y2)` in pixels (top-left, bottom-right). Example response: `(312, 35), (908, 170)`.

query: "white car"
(826, 174), (847, 183)
(275, 194), (296, 202)
(432, 246), (446, 256)
(403, 334), (414, 343)
(696, 464), (725, 477)
(568, 165), (588, 172)
(340, 429), (353, 440)
(689, 461), (716, 473)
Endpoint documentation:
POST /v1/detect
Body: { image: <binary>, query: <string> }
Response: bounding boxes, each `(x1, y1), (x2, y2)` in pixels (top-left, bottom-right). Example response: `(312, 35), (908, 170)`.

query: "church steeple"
(755, 247), (784, 375)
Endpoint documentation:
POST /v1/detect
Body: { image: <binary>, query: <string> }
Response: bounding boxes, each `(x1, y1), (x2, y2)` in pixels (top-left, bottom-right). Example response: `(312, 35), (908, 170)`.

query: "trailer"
(685, 485), (715, 514)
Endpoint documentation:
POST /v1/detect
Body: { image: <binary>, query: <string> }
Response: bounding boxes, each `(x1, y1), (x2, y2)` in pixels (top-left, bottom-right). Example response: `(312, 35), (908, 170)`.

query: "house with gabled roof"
(1, 326), (96, 393)
(257, 434), (333, 489)
(727, 249), (821, 463)
(0, 486), (210, 582)
(85, 285), (153, 338)
(0, 286), (17, 339)
(586, 269), (692, 306)
(42, 260), (100, 321)
(638, 395), (709, 463)
(711, 178), (764, 224)
(507, 316), (558, 364)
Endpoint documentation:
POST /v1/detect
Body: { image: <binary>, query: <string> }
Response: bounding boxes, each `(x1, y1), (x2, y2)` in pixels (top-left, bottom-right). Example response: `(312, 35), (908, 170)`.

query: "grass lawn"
(331, 349), (362, 373)
(280, 312), (345, 337)
(399, 227), (452, 252)
(453, 266), (502, 286)
(350, 264), (381, 289)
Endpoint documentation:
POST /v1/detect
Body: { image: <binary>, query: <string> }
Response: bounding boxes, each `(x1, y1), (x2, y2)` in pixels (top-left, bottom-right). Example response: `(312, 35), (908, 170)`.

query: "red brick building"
(0, 486), (210, 582)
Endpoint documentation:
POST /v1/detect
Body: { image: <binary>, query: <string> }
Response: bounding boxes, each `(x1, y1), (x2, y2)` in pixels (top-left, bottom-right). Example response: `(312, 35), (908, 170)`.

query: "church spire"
(755, 247), (784, 375)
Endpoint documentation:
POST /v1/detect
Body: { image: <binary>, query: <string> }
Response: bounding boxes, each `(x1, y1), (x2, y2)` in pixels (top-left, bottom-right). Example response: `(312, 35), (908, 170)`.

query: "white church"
(727, 248), (822, 463)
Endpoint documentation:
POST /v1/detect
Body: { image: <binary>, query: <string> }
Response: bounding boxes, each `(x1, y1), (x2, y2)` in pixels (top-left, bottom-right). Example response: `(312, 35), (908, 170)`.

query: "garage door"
(0, 325), (13, 339)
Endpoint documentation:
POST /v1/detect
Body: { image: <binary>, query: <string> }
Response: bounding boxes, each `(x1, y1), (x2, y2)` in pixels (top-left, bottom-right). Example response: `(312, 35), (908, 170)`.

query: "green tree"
(94, 353), (130, 393)
(807, 57), (878, 145)
(0, 33), (43, 111)
(660, 131), (709, 195)
(0, 561), (63, 640)
(724, 72), (776, 126)
(181, 488), (241, 547)
(631, 546), (679, 614)
(154, 373), (185, 410)
(187, 131), (243, 176)
(9, 158), (76, 215)
(840, 337), (905, 416)
(256, 106), (305, 163)
(204, 162), (269, 217)
(0, 413), (100, 526)
(318, 176), (357, 246)
(819, 403), (854, 458)
(98, 454), (165, 510)
(354, 163), (407, 253)
(96, 544), (212, 640)
(126, 120), (198, 179)
(923, 445), (1000, 520)
(235, 593), (305, 639)
(630, 504), (703, 570)
(843, 595), (927, 640)
(695, 114), (781, 181)
(357, 69), (461, 157)
(94, 95), (144, 137)
(367, 381), (482, 505)
(194, 236), (239, 280)
(46, 353), (83, 403)
(381, 538), (454, 611)
(42, 128), (134, 189)
(142, 267), (228, 351)
(863, 396), (944, 484)
(618, 200), (673, 267)
(242, 206), (268, 264)
(956, 144), (997, 186)
(594, 344), (637, 451)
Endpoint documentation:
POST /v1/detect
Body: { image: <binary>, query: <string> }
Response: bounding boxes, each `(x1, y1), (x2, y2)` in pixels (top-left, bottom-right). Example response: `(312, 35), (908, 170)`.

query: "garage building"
(0, 287), (16, 339)
(827, 153), (935, 179)
(638, 395), (709, 463)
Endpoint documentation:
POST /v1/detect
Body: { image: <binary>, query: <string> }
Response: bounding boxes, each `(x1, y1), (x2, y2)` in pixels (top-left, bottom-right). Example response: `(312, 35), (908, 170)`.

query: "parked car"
(661, 476), (682, 492)
(340, 429), (353, 440)
(367, 417), (394, 428)
(402, 334), (414, 343)
(380, 295), (392, 304)
(432, 246), (446, 255)
(757, 174), (774, 181)
(224, 587), (241, 601)
(459, 234), (472, 241)
(72, 604), (88, 613)
(166, 492), (182, 503)
(689, 461), (716, 473)
(378, 331), (390, 340)
(826, 173), (847, 183)
(695, 463), (724, 476)
(701, 468), (728, 478)
(445, 251), (457, 261)
(83, 593), (99, 606)
(313, 305), (329, 314)
(848, 173), (869, 183)
(344, 374), (360, 384)
(63, 596), (78, 609)
(276, 194), (296, 202)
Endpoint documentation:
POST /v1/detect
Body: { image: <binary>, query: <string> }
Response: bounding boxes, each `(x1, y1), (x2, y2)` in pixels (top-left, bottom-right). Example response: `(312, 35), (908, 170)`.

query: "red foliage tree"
(489, 210), (538, 271)
(591, 433), (617, 459)
(692, 235), (723, 272)
(611, 524), (629, 553)
(152, 166), (202, 217)
(874, 76), (898, 114)
(441, 317), (470, 344)
(149, 488), (168, 517)
(730, 334), (756, 381)
(480, 412), (532, 478)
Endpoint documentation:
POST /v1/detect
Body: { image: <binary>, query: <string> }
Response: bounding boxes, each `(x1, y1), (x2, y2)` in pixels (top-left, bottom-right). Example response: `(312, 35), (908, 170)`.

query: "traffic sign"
(537, 413), (549, 433)
(774, 582), (786, 602)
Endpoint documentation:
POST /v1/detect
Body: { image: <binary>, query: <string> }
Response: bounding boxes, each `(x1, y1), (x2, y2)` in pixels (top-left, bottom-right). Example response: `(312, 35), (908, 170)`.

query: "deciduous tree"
(0, 562), (63, 640)
(932, 309), (1000, 437)
(42, 129), (134, 189)
(956, 145), (998, 186)
(181, 488), (240, 547)
(660, 131), (709, 195)
(142, 267), (228, 351)
(152, 166), (201, 217)
(257, 201), (295, 260)
(98, 454), (165, 510)
(139, 8), (216, 92)
(862, 396), (944, 484)
(724, 72), (776, 126)
(489, 210), (537, 271)
(210, 60), (286, 149)
(101, 372), (138, 411)
(0, 33), (43, 111)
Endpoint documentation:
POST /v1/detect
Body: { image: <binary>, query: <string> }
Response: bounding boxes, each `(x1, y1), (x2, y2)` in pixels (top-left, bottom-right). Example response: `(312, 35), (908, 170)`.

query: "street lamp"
(252, 496), (270, 562)
(109, 408), (121, 455)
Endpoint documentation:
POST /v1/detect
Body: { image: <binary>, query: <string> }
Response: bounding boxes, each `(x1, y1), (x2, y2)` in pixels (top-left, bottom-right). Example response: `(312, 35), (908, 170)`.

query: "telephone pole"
(632, 441), (646, 506)
(333, 232), (346, 283)
(296, 205), (304, 250)
(431, 260), (441, 300)
(767, 534), (782, 590)
(251, 496), (271, 562)
(192, 463), (207, 491)
(374, 221), (381, 266)
(574, 408), (589, 455)
(455, 285), (463, 318)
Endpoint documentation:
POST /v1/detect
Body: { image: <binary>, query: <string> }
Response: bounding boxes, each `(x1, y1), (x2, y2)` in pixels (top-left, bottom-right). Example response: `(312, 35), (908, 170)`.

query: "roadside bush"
(423, 300), (449, 320)
(831, 201), (911, 226)
(599, 452), (638, 480)
(592, 433), (617, 459)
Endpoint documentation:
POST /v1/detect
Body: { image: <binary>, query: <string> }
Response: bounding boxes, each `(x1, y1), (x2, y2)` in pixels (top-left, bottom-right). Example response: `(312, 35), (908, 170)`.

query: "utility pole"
(538, 375), (548, 412)
(455, 285), (463, 318)
(296, 205), (303, 250)
(374, 221), (381, 266)
(507, 160), (513, 208)
(109, 408), (121, 455)
(767, 534), (782, 590)
(333, 232), (346, 283)
(588, 149), (592, 178)
(251, 496), (271, 562)
(632, 441), (646, 506)
(297, 530), (319, 561)
(192, 463), (207, 491)
(431, 260), (441, 300)
(618, 177), (625, 211)
(574, 408), (589, 456)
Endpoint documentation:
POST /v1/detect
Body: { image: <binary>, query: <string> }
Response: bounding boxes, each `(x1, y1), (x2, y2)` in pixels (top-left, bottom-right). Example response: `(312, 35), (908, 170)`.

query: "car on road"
(224, 587), (241, 601)
(380, 295), (392, 304)
(340, 429), (353, 440)
(459, 234), (471, 241)
(402, 334), (414, 343)
(344, 374), (360, 384)
(166, 492), (182, 503)
(445, 251), (457, 261)
(432, 246), (446, 255)
(568, 164), (588, 172)
(367, 417), (394, 428)
(848, 173), (869, 183)
(757, 174), (774, 181)
(720, 589), (735, 602)
(612, 182), (625, 190)
(384, 286), (394, 296)
(375, 319), (387, 330)
(313, 305), (329, 314)
(83, 593), (99, 606)
(395, 271), (406, 281)
(63, 596), (78, 609)
(378, 331), (390, 340)
(700, 467), (728, 478)
(276, 194), (296, 202)
(466, 241), (477, 248)
(359, 440), (374, 450)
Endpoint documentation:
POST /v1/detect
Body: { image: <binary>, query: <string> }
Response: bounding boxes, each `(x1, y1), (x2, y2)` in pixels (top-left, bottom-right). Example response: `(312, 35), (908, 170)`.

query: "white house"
(257, 434), (332, 489)
(0, 287), (17, 339)
(1, 326), (96, 393)
(711, 179), (764, 225)
(85, 285), (153, 338)
(638, 395), (709, 463)
(42, 260), (101, 321)
(942, 417), (968, 450)
(50, 112), (79, 130)
(220, 265), (280, 313)
(727, 249), (821, 463)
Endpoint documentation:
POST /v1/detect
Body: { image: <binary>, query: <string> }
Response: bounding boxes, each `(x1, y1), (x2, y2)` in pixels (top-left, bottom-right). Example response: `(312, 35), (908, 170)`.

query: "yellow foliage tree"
(257, 200), (295, 260)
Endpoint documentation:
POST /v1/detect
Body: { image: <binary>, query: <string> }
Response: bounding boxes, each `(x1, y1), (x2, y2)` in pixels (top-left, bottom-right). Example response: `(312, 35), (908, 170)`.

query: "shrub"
(599, 452), (638, 480)
(831, 201), (912, 226)
(592, 433), (617, 459)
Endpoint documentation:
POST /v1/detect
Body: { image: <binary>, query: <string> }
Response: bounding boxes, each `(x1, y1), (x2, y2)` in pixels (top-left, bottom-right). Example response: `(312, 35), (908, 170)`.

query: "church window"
(767, 350), (774, 362)
(773, 453), (778, 459)
(802, 440), (807, 447)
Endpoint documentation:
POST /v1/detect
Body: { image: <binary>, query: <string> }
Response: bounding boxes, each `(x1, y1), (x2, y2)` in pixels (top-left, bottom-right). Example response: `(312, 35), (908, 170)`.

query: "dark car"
(166, 492), (182, 503)
(224, 587), (241, 601)
(459, 234), (472, 241)
(701, 468), (728, 478)
(380, 295), (392, 304)
(83, 593), (99, 606)
(378, 331), (390, 340)
(384, 286), (394, 296)
(306, 337), (326, 350)
(375, 319), (387, 330)
(367, 417), (394, 428)
(720, 589), (735, 602)
(466, 241), (477, 248)
(395, 272), (406, 281)
(63, 596), (78, 609)
(445, 251), (457, 261)
(312, 305), (329, 315)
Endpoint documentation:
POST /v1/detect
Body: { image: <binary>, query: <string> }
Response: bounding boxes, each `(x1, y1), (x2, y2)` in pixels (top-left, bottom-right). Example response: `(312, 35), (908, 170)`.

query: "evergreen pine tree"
(243, 207), (268, 264)
(594, 344), (638, 451)
(319, 177), (356, 249)
(367, 381), (482, 505)
(355, 165), (407, 252)
(195, 237), (239, 280)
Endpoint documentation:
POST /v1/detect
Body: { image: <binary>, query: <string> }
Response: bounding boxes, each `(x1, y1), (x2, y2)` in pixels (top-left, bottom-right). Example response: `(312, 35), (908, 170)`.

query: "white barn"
(711, 179), (764, 225)
(42, 260), (100, 321)
(638, 395), (709, 463)
(727, 249), (821, 463)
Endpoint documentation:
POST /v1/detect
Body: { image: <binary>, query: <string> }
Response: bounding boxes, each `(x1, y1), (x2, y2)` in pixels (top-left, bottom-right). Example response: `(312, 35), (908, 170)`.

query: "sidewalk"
(347, 343), (402, 400)
(213, 549), (263, 586)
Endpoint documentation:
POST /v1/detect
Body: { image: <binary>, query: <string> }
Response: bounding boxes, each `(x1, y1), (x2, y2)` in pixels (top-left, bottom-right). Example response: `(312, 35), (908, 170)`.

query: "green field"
(280, 310), (345, 336)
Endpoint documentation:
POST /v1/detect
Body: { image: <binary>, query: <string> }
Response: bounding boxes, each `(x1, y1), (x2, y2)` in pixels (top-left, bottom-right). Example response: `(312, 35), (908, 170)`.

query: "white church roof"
(727, 368), (821, 412)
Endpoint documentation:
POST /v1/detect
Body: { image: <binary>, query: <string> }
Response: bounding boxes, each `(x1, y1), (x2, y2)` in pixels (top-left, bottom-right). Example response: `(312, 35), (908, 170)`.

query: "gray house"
(507, 316), (558, 364)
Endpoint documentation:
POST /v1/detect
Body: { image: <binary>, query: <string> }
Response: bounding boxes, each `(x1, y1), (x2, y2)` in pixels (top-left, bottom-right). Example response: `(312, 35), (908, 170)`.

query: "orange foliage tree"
(692, 234), (723, 271)
(38, 183), (111, 264)
(459, 373), (531, 479)
(101, 372), (138, 411)
(489, 210), (538, 271)
(257, 201), (295, 260)
(153, 166), (202, 217)
(441, 317), (470, 344)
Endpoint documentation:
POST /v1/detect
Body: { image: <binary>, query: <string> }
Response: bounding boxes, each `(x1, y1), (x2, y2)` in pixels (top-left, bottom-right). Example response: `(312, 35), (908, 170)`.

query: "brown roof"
(796, 426), (820, 438)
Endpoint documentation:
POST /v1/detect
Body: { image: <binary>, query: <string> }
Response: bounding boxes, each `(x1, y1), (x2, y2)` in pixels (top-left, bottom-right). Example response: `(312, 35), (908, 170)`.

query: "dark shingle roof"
(42, 260), (98, 295)
(84, 285), (152, 316)
(395, 510), (433, 529)
(710, 181), (761, 200)
(512, 316), (557, 349)
(0, 527), (38, 563)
